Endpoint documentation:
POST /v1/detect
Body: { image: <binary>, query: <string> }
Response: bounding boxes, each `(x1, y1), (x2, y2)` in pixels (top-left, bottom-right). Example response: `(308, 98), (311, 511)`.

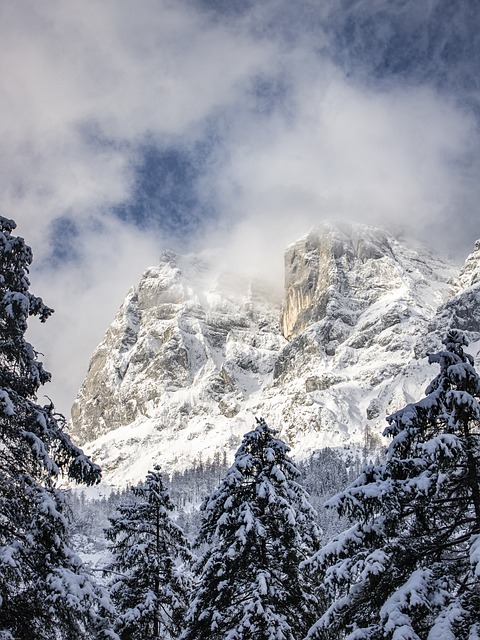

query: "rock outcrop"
(280, 223), (396, 340)
(70, 250), (285, 480)
(70, 222), (479, 486)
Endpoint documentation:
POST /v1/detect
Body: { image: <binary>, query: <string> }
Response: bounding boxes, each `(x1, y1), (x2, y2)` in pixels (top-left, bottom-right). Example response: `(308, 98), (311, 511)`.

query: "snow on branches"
(0, 216), (106, 639)
(182, 418), (321, 640)
(305, 330), (480, 640)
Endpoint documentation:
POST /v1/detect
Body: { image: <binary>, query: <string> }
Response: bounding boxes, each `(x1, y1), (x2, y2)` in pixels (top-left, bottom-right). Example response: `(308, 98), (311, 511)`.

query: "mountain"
(69, 222), (479, 486)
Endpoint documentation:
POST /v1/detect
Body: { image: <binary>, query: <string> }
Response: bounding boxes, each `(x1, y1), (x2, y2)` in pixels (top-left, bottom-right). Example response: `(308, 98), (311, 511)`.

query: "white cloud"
(27, 218), (163, 416)
(2, 0), (479, 416)
(209, 66), (479, 271)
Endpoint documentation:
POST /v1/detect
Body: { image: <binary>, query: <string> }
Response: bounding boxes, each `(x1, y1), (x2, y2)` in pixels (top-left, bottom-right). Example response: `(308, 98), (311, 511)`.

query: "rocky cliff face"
(417, 239), (480, 357)
(280, 223), (397, 340)
(70, 222), (479, 486)
(71, 250), (286, 480)
(260, 222), (456, 452)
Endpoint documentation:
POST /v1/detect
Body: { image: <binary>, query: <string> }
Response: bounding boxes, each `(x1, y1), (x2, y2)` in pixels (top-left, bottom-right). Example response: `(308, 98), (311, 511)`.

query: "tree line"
(1, 216), (479, 639)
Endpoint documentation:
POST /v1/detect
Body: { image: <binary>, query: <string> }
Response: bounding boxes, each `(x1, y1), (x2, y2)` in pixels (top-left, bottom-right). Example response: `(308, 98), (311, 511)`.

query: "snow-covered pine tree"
(181, 418), (321, 640)
(306, 329), (480, 640)
(0, 216), (107, 639)
(105, 466), (192, 640)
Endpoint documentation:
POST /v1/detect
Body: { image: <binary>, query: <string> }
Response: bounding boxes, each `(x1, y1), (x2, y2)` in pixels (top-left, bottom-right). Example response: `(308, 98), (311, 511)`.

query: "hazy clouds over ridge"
(1, 0), (479, 414)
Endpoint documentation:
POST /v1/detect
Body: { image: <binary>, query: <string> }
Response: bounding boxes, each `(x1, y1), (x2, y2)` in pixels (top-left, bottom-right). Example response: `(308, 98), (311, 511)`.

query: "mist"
(2, 0), (479, 415)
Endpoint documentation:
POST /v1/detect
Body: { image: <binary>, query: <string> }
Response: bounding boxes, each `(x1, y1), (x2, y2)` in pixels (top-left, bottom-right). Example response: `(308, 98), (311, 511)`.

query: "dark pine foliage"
(105, 466), (192, 640)
(306, 330), (480, 639)
(0, 216), (105, 640)
(181, 418), (321, 640)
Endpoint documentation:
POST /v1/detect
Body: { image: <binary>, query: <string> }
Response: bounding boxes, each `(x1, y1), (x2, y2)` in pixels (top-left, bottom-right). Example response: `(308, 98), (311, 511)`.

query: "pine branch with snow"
(305, 330), (480, 639)
(182, 418), (321, 640)
(0, 216), (107, 639)
(105, 466), (192, 639)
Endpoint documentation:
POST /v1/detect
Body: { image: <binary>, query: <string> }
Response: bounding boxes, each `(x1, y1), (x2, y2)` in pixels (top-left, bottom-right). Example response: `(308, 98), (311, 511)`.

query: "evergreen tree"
(306, 330), (480, 639)
(0, 216), (107, 639)
(105, 466), (192, 640)
(182, 418), (321, 640)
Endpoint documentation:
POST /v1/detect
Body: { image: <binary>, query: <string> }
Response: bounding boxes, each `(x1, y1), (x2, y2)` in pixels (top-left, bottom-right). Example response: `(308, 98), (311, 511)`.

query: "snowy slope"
(71, 249), (286, 484)
(69, 222), (479, 486)
(251, 223), (458, 459)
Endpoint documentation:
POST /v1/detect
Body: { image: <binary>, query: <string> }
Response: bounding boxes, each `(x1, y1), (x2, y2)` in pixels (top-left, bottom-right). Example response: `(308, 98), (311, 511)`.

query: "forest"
(1, 215), (479, 639)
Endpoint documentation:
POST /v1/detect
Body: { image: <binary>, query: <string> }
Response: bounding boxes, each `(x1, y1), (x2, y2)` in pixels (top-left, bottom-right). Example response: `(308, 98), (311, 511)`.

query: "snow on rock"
(420, 239), (480, 353)
(68, 223), (477, 486)
(70, 249), (285, 485)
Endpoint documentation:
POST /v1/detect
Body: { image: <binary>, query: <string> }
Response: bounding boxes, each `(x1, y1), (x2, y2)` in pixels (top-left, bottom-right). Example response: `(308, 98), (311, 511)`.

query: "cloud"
(324, 0), (480, 94)
(27, 217), (163, 417)
(2, 0), (480, 415)
(205, 63), (480, 276)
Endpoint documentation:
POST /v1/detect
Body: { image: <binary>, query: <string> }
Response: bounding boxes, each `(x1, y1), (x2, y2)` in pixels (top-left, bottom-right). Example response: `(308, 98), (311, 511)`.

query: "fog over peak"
(2, 0), (478, 415)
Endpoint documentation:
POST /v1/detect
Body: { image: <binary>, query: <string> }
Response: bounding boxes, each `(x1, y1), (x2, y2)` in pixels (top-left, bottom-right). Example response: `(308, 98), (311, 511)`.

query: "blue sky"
(1, 0), (479, 415)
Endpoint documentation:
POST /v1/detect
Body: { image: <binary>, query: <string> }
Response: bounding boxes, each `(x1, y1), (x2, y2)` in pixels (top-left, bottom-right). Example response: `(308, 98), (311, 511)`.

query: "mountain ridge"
(70, 222), (479, 485)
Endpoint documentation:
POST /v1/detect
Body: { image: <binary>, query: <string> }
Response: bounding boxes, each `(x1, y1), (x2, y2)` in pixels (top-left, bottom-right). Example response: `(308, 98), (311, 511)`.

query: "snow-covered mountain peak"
(280, 221), (452, 343)
(138, 249), (282, 320)
(456, 239), (480, 291)
(420, 239), (480, 354)
(70, 223), (469, 485)
(138, 250), (231, 312)
(70, 250), (285, 481)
